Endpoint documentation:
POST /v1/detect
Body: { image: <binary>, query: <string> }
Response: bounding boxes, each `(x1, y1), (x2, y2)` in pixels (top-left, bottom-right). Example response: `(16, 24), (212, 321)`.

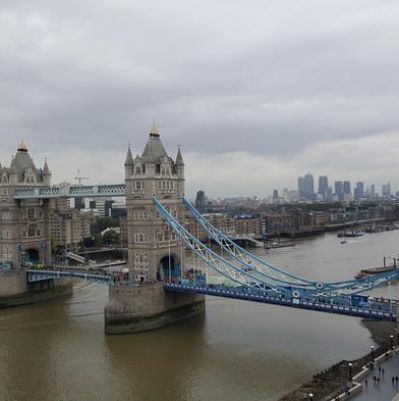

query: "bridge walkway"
(164, 283), (396, 321)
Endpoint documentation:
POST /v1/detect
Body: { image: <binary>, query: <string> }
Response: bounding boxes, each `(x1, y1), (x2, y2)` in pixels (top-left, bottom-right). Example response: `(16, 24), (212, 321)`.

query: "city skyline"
(2, 137), (399, 199)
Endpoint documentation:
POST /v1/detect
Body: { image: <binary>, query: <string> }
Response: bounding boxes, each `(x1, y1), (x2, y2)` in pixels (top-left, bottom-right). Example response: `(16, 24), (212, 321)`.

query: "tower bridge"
(1, 129), (399, 333)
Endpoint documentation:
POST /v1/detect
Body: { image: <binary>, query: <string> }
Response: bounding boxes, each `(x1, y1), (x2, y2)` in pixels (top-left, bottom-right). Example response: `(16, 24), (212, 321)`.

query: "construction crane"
(74, 169), (90, 185)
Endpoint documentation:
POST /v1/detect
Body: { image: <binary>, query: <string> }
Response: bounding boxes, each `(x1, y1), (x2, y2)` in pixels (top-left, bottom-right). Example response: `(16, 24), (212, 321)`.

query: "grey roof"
(175, 147), (184, 166)
(43, 159), (50, 175)
(10, 149), (40, 181)
(142, 133), (168, 162)
(125, 147), (134, 165)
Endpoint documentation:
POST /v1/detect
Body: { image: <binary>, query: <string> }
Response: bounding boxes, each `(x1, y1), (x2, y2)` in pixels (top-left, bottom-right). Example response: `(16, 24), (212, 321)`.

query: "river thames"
(1, 230), (398, 401)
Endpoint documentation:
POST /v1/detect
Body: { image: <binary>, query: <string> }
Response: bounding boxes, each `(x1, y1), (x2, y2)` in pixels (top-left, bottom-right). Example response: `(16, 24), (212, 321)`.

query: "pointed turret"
(175, 147), (184, 166)
(42, 157), (51, 186)
(125, 145), (134, 179)
(125, 146), (134, 166)
(43, 158), (50, 175)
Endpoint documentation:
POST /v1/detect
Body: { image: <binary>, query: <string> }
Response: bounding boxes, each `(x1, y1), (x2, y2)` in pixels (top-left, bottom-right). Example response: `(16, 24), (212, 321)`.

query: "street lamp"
(308, 393), (314, 401)
(370, 345), (375, 361)
(390, 334), (394, 350)
(348, 362), (353, 383)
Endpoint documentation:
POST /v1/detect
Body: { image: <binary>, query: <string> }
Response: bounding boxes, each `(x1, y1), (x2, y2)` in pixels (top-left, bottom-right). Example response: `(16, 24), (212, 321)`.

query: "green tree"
(102, 230), (120, 246)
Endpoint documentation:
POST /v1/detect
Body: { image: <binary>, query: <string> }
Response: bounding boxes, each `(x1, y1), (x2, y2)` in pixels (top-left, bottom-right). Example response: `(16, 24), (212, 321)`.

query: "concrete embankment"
(279, 320), (395, 401)
(0, 270), (73, 309)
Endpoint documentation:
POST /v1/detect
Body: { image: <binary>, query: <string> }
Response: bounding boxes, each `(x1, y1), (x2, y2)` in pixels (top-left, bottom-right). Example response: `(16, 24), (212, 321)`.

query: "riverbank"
(278, 320), (396, 401)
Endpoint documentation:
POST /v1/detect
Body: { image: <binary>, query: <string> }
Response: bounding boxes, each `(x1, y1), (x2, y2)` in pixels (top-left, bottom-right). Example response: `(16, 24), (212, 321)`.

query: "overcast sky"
(1, 0), (399, 197)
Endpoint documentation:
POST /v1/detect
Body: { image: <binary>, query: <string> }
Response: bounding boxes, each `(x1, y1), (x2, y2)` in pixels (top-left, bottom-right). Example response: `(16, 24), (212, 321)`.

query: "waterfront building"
(50, 208), (95, 253)
(235, 216), (262, 236)
(202, 213), (236, 236)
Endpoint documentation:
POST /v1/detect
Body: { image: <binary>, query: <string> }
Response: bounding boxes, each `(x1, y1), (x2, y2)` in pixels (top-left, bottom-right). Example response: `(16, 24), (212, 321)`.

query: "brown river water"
(1, 230), (399, 401)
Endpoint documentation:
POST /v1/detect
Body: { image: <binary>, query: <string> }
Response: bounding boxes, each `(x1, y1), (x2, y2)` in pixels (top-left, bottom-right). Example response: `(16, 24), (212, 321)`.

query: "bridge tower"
(0, 141), (51, 269)
(105, 127), (204, 334)
(124, 125), (186, 282)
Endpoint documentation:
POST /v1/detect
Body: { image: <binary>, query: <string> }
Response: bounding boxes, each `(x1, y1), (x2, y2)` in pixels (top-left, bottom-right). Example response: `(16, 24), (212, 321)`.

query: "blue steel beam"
(153, 197), (292, 295)
(154, 197), (399, 297)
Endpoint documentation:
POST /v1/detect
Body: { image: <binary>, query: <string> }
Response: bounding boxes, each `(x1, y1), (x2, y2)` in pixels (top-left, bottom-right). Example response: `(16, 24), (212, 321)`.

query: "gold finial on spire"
(149, 122), (159, 137)
(17, 139), (28, 152)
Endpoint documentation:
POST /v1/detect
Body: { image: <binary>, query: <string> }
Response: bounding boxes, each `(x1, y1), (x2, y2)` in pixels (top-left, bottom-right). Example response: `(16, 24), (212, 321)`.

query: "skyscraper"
(343, 181), (351, 196)
(318, 176), (328, 199)
(334, 181), (344, 201)
(370, 184), (376, 199)
(298, 173), (314, 200)
(354, 182), (364, 201)
(382, 182), (392, 198)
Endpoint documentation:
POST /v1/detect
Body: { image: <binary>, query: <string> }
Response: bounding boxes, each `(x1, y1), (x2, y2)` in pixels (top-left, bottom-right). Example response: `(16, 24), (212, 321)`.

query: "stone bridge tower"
(0, 141), (51, 269)
(105, 127), (204, 334)
(124, 125), (185, 283)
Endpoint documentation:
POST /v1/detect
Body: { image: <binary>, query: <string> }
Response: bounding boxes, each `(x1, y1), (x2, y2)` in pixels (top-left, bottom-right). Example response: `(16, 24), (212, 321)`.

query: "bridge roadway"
(164, 283), (397, 322)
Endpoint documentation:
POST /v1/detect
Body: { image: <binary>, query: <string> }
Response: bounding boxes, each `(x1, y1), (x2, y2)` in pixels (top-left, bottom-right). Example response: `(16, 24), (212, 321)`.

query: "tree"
(102, 230), (120, 246)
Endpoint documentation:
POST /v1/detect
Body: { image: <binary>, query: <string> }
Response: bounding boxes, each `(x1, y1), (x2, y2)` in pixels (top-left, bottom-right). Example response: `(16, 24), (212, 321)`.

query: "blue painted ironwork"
(154, 197), (399, 298)
(14, 184), (126, 199)
(153, 197), (291, 295)
(183, 197), (314, 287)
(165, 283), (396, 321)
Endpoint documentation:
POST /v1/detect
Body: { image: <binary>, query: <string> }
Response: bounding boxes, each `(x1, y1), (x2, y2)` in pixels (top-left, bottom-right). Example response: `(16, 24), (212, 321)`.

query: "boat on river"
(337, 231), (363, 238)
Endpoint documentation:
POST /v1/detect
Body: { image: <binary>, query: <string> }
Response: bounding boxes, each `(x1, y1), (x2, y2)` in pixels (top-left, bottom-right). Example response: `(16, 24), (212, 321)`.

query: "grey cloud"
(1, 0), (399, 192)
